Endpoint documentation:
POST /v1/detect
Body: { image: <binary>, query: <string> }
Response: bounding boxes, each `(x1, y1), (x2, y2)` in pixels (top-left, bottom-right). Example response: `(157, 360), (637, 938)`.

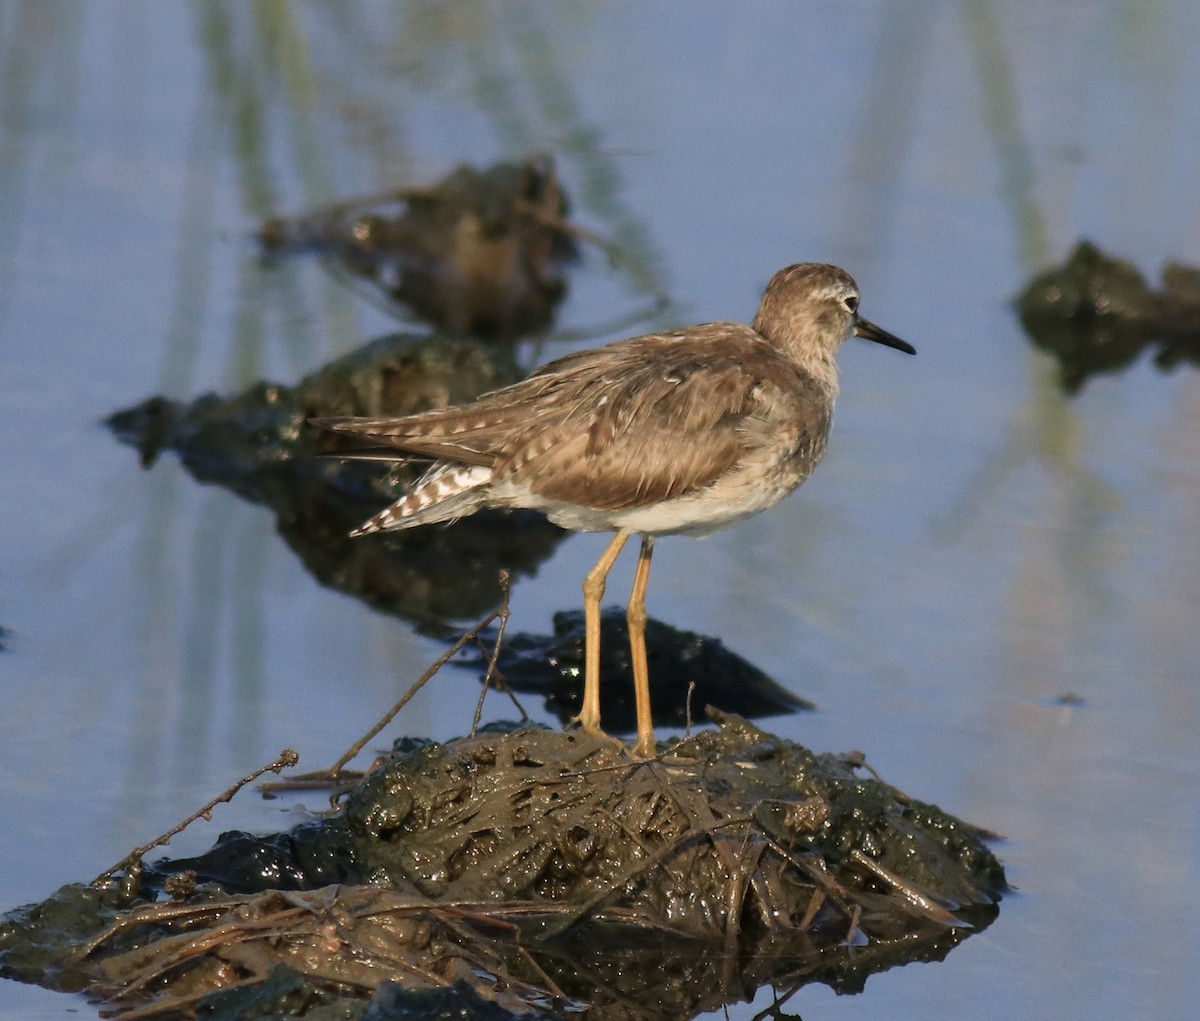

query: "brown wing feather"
(497, 327), (803, 510)
(309, 373), (562, 467)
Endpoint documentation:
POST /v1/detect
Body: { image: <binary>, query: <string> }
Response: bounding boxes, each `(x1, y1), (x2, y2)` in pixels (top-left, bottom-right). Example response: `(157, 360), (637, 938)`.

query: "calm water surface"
(3, 2), (1199, 1018)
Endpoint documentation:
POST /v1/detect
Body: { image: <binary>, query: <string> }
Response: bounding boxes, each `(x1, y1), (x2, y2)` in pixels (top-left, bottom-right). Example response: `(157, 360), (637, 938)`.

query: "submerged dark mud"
(1, 717), (1003, 1020)
(1017, 240), (1200, 392)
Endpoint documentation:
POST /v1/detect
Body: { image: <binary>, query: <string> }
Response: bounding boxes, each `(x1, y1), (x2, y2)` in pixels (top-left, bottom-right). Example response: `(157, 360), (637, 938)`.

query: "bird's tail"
(350, 463), (494, 536)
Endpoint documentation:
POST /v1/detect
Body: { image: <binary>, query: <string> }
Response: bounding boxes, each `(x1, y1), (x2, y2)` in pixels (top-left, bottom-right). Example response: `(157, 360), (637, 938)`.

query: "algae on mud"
(0, 716), (1004, 1021)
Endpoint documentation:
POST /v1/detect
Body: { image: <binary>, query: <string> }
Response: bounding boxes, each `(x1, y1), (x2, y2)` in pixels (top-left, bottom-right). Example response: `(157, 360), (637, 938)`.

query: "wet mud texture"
(1, 717), (1004, 1020)
(107, 331), (566, 625)
(1017, 240), (1200, 393)
(259, 156), (578, 340)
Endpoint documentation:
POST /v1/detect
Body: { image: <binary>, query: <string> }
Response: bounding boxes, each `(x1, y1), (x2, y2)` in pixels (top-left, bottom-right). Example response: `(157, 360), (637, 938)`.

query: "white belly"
(525, 464), (807, 538)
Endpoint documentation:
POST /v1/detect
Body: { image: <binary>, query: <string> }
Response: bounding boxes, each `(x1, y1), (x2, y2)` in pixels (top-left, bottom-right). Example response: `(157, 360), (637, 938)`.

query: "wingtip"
(308, 416), (350, 433)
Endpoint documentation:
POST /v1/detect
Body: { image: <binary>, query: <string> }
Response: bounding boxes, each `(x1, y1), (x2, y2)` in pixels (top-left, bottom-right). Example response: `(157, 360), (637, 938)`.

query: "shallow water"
(3, 2), (1200, 1018)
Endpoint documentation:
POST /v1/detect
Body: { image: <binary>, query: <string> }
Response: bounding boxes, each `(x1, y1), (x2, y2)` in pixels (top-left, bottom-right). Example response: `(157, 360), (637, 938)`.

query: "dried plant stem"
(327, 577), (516, 776)
(91, 750), (299, 888)
(471, 570), (518, 736)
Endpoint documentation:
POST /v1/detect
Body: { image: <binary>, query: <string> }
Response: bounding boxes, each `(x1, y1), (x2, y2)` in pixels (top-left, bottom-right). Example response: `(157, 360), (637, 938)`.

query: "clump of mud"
(1, 714), (1004, 1020)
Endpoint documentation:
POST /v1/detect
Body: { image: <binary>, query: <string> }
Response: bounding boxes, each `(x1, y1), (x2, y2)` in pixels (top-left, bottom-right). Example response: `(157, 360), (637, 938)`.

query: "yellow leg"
(575, 531), (630, 737)
(627, 535), (657, 759)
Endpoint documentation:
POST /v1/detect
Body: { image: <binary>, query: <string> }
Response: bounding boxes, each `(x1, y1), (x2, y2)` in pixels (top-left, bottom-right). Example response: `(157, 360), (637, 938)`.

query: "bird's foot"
(568, 716), (635, 757)
(629, 734), (659, 760)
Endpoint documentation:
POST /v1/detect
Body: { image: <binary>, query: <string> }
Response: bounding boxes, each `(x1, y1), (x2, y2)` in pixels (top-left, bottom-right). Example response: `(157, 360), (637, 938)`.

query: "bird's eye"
(843, 294), (859, 314)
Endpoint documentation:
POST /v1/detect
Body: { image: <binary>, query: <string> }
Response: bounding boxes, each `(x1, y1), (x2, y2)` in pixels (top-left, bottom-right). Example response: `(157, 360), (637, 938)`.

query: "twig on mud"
(86, 889), (580, 1020)
(90, 750), (299, 888)
(843, 903), (863, 946)
(848, 849), (970, 927)
(538, 810), (754, 939)
(641, 759), (777, 944)
(469, 631), (527, 721)
(754, 830), (850, 904)
(73, 900), (237, 963)
(470, 570), (525, 736)
(321, 584), (518, 778)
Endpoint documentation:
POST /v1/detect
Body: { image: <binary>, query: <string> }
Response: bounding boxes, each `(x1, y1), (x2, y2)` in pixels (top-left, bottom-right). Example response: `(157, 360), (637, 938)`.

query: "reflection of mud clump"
(1016, 240), (1200, 392)
(106, 333), (566, 625)
(260, 156), (579, 340)
(1, 718), (1004, 1020)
